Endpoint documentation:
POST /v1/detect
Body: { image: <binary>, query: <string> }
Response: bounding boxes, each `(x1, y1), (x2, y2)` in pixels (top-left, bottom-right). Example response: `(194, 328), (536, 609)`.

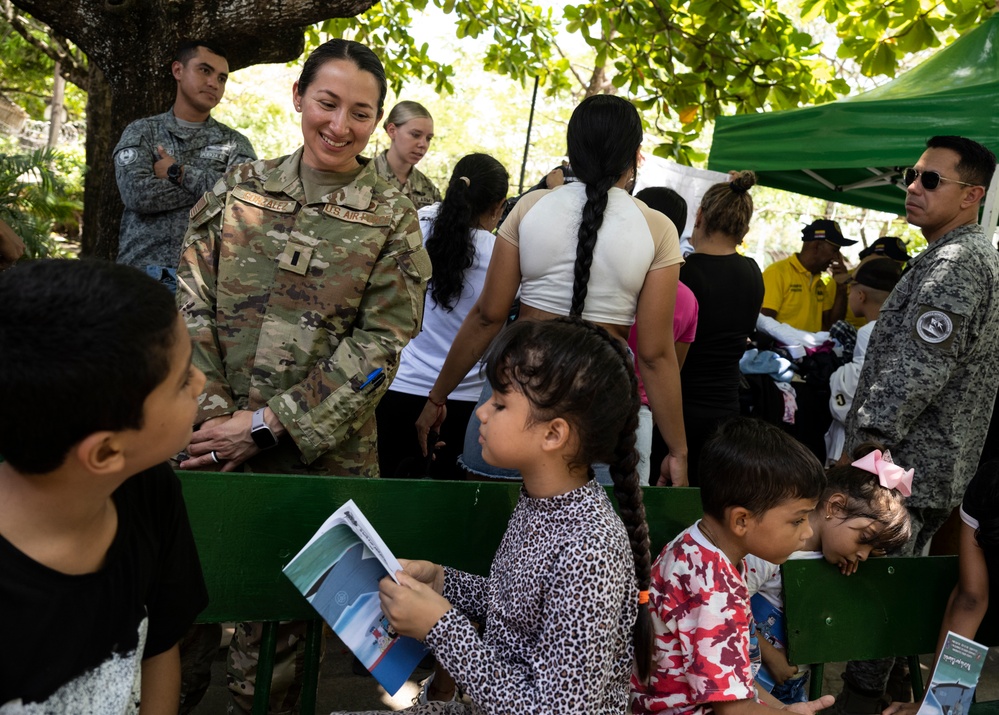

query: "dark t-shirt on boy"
(0, 463), (208, 711)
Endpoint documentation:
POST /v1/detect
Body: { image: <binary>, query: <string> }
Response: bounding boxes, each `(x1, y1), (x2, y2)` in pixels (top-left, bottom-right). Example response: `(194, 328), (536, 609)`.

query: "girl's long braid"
(587, 321), (654, 682)
(570, 174), (616, 317)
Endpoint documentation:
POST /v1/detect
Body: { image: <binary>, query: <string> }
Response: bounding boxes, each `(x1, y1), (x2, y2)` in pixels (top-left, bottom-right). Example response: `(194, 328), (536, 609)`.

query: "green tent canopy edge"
(708, 14), (999, 218)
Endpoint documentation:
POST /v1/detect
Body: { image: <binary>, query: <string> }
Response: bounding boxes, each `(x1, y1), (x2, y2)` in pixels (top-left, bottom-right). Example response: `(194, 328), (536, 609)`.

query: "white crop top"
(499, 183), (683, 326)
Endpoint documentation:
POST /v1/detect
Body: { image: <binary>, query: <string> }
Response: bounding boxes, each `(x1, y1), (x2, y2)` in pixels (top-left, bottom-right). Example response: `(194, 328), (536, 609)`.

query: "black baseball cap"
(852, 257), (903, 292)
(802, 219), (857, 247)
(858, 236), (911, 262)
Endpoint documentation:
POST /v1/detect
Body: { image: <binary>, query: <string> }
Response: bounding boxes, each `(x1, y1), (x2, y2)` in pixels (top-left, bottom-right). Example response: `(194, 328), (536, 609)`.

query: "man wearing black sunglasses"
(836, 136), (999, 715)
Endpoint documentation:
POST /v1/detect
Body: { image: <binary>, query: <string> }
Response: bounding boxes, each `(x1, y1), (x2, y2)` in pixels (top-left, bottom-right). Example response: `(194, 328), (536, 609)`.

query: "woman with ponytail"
(417, 94), (688, 486)
(678, 171), (764, 484)
(376, 153), (509, 479)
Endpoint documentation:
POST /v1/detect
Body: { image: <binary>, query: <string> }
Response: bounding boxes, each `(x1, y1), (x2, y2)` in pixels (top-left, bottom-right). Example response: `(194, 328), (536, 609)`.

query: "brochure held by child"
(916, 631), (988, 715)
(283, 499), (429, 694)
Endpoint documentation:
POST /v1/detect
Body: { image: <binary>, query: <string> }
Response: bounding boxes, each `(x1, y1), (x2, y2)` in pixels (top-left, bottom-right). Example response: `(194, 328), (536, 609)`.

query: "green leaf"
(800, 0), (826, 22)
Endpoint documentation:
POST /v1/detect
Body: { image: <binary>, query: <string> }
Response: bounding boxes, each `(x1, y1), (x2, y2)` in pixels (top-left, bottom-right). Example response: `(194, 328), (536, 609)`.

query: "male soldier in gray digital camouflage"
(113, 39), (255, 292)
(836, 136), (999, 715)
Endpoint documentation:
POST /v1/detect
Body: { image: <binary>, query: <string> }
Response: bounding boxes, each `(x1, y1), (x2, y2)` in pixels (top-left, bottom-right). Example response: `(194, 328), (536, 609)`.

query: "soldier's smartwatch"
(166, 162), (183, 186)
(251, 408), (279, 450)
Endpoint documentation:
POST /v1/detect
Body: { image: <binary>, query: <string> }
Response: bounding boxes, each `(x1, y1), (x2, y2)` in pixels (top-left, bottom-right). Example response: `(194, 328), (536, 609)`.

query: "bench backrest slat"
(783, 556), (958, 665)
(180, 472), (702, 624)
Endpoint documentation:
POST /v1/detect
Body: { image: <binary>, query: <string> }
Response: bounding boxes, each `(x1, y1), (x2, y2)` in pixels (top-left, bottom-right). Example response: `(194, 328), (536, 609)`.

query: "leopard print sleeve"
(441, 567), (488, 623)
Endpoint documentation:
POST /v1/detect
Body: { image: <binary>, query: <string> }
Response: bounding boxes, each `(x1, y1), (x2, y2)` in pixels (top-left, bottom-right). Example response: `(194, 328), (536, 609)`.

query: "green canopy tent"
(707, 15), (999, 227)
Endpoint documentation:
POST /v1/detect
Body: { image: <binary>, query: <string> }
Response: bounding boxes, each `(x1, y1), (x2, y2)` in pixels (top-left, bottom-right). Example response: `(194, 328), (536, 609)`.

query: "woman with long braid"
(417, 94), (688, 485)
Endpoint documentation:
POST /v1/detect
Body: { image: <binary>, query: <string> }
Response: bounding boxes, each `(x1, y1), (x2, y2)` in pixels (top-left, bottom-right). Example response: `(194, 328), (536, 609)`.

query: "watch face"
(251, 425), (278, 449)
(168, 164), (181, 181)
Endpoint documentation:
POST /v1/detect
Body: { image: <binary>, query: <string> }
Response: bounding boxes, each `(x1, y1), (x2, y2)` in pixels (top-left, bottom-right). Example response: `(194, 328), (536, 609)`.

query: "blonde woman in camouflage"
(174, 38), (431, 714)
(374, 100), (442, 209)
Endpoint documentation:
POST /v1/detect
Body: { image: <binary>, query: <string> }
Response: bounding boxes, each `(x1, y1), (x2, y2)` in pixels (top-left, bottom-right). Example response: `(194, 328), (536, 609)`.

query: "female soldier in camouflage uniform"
(176, 39), (430, 478)
(174, 38), (431, 714)
(373, 100), (442, 210)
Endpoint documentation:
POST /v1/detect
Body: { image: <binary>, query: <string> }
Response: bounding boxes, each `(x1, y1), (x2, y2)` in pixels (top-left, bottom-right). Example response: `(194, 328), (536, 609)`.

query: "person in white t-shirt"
(416, 94), (688, 486)
(825, 259), (903, 465)
(376, 153), (509, 480)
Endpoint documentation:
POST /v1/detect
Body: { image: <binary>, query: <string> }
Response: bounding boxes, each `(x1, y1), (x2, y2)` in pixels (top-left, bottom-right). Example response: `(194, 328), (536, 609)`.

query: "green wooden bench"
(180, 472), (703, 715)
(782, 556), (960, 701)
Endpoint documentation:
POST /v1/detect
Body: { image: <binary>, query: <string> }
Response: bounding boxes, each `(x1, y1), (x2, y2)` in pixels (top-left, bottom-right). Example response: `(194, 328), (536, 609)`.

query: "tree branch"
(551, 38), (589, 91)
(1, 3), (88, 89)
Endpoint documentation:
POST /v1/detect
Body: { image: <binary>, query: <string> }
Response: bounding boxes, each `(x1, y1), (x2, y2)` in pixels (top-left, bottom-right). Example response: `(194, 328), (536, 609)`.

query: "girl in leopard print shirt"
(348, 318), (655, 715)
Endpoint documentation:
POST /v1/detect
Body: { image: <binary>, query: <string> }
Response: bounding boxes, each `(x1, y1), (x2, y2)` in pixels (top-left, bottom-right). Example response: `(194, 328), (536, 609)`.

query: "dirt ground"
(190, 628), (999, 714)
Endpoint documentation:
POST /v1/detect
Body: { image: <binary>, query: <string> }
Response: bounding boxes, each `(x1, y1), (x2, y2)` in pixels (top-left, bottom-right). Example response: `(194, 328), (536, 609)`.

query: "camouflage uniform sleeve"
(849, 254), (984, 449)
(178, 130), (257, 200)
(114, 119), (201, 214)
(267, 203), (432, 464)
(229, 133), (257, 169)
(176, 181), (238, 422)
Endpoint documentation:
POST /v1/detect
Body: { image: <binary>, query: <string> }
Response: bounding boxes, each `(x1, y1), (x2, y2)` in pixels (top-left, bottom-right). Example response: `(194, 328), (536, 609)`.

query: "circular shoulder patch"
(916, 310), (954, 344)
(115, 148), (138, 167)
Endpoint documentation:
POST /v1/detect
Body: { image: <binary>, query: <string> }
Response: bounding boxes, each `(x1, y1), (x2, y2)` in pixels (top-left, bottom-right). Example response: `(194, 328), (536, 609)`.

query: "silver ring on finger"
(210, 450), (220, 464)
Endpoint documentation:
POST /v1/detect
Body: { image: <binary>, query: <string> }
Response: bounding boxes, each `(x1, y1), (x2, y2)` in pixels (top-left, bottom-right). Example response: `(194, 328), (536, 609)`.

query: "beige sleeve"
(638, 201), (684, 270)
(497, 188), (554, 248)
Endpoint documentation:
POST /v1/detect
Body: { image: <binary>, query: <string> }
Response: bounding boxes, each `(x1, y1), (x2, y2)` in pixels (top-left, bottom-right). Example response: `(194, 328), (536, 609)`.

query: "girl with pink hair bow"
(745, 442), (913, 705)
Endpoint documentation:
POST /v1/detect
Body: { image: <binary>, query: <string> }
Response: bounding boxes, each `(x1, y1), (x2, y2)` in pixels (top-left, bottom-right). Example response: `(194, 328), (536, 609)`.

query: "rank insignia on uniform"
(189, 195), (208, 219)
(278, 242), (313, 276)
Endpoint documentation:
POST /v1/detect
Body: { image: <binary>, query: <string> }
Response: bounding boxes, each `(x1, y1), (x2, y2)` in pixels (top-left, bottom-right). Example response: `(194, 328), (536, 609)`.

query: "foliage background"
(3, 0), (971, 263)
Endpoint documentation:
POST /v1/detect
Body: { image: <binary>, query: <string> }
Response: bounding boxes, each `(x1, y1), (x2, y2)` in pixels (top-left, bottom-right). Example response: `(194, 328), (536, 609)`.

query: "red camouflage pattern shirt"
(631, 523), (757, 715)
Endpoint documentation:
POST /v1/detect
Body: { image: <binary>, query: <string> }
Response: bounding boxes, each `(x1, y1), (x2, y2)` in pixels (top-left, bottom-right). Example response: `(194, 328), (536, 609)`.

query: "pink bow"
(851, 449), (913, 497)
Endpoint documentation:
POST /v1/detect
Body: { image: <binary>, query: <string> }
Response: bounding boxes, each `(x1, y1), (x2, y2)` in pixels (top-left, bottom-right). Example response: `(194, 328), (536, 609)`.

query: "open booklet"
(916, 631), (989, 715)
(283, 499), (429, 695)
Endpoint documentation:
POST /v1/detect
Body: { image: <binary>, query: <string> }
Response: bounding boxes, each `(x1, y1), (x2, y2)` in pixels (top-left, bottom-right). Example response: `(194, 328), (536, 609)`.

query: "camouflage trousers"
(842, 505), (952, 696)
(227, 620), (319, 715)
(178, 620), (316, 714)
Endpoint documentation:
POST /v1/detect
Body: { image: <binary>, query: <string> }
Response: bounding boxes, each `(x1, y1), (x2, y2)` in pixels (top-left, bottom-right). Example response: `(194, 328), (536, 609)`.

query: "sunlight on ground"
(380, 677), (423, 710)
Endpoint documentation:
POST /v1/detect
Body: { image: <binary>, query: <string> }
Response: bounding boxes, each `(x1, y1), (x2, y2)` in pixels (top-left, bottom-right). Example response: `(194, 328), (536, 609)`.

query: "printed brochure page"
(916, 631), (988, 715)
(283, 499), (429, 694)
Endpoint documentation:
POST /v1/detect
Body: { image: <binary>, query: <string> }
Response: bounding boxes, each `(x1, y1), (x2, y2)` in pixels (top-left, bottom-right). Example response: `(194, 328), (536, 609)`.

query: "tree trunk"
(81, 64), (127, 258)
(82, 56), (175, 258)
(46, 59), (64, 150)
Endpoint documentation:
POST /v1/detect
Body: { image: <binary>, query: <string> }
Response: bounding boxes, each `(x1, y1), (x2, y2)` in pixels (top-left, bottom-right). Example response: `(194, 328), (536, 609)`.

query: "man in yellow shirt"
(761, 219), (855, 332)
